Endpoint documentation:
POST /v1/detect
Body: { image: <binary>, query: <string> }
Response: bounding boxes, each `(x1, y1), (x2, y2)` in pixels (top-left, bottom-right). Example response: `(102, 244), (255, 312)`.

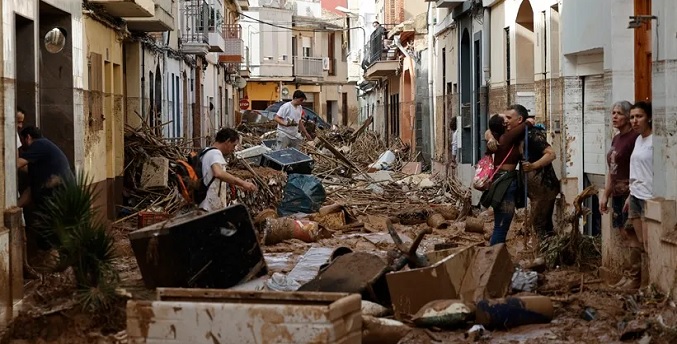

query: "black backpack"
(175, 147), (218, 205)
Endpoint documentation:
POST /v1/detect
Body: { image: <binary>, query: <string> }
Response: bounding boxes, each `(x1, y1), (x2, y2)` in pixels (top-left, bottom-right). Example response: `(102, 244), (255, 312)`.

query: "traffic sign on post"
(239, 98), (250, 110)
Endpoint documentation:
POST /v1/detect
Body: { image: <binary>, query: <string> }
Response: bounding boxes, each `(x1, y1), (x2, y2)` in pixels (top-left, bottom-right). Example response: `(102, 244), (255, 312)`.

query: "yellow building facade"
(82, 17), (125, 220)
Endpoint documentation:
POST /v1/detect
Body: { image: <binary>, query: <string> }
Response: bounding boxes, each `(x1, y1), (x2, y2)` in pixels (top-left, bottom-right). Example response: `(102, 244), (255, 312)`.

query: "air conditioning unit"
(322, 57), (330, 71)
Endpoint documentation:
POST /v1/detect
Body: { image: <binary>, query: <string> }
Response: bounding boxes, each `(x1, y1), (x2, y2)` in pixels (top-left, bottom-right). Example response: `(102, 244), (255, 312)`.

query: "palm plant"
(35, 173), (119, 312)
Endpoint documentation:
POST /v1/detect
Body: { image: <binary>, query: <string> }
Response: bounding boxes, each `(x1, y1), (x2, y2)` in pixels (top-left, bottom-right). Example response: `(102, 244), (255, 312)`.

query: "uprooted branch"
(541, 185), (601, 269)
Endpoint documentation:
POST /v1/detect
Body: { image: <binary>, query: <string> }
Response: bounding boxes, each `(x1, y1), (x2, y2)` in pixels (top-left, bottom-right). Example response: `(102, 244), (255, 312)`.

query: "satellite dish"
(235, 77), (247, 89)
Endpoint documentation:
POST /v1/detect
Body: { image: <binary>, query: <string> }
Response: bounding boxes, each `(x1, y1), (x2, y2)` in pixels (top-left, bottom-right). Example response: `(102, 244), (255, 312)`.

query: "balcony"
(124, 0), (175, 32)
(363, 28), (399, 79)
(180, 0), (225, 55)
(218, 24), (243, 64)
(89, 0), (154, 17)
(293, 56), (323, 78)
(435, 0), (464, 9)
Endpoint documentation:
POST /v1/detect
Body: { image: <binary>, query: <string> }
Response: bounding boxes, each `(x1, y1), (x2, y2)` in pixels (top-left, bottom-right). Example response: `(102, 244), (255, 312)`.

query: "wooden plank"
(157, 288), (351, 304)
(349, 115), (374, 144)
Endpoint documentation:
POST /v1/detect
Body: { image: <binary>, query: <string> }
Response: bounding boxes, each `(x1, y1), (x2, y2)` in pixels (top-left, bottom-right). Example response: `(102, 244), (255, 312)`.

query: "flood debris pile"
(122, 124), (287, 220)
(541, 185), (602, 269)
(123, 124), (189, 214)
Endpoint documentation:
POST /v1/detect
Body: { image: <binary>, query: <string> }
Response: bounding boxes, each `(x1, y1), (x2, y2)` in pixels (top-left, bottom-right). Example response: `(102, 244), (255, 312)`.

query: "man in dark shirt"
(17, 125), (73, 248)
(522, 124), (560, 239)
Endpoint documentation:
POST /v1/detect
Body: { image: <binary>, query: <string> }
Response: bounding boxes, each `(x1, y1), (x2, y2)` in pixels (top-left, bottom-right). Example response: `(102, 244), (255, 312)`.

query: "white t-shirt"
(276, 102), (303, 139)
(17, 133), (21, 149)
(629, 134), (653, 200)
(199, 148), (229, 211)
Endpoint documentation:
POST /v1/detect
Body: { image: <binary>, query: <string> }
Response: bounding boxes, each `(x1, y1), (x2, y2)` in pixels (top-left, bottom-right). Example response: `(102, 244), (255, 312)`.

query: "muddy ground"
(2, 211), (677, 344)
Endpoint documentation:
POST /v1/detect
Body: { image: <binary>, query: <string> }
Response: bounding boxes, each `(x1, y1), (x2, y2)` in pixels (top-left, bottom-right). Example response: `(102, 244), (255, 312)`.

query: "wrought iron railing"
(181, 0), (223, 44)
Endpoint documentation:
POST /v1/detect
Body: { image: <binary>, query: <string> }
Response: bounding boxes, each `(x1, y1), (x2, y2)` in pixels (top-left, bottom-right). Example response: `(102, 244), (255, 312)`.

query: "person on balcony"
(273, 90), (311, 150)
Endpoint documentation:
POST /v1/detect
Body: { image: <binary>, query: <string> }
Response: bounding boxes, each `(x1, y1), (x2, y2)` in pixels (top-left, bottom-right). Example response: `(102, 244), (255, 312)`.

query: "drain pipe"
(481, 7), (491, 149)
(141, 46), (146, 120)
(427, 2), (435, 159)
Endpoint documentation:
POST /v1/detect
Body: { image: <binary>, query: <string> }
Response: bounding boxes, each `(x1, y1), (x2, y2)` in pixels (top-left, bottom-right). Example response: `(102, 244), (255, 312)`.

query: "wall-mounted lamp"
(628, 15), (657, 29)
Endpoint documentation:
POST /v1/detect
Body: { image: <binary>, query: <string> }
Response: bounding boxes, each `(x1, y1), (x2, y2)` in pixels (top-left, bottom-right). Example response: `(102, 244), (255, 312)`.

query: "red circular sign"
(239, 98), (250, 110)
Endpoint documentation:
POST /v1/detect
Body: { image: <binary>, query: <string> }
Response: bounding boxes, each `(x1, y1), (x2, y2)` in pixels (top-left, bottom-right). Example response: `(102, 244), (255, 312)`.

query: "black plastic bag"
(278, 174), (326, 216)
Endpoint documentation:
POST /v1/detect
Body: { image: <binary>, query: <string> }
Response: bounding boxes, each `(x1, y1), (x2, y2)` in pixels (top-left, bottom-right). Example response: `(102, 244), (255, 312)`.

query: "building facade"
(361, 0), (433, 160)
(1, 0), (85, 322)
(241, 0), (357, 126)
(0, 0), (249, 322)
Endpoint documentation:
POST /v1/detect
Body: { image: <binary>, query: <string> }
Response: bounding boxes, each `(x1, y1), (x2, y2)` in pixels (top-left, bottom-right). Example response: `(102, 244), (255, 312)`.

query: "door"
(341, 93), (348, 126)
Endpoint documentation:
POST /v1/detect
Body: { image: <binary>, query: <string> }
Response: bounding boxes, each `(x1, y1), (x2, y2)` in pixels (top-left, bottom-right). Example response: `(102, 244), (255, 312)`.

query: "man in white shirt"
(199, 128), (258, 212)
(274, 90), (311, 150)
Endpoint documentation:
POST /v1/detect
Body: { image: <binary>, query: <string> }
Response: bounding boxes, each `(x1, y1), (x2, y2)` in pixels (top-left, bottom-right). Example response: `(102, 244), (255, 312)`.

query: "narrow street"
(1, 0), (677, 343)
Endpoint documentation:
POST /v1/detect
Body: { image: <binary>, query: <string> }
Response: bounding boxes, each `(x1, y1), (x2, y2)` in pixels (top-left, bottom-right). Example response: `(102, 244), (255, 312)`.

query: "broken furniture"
(234, 144), (272, 165)
(127, 289), (362, 344)
(128, 204), (267, 289)
(298, 221), (433, 306)
(298, 252), (392, 306)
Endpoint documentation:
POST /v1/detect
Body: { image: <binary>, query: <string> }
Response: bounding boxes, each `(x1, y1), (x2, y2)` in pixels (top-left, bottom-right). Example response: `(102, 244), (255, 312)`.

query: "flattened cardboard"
(459, 243), (513, 302)
(386, 246), (475, 320)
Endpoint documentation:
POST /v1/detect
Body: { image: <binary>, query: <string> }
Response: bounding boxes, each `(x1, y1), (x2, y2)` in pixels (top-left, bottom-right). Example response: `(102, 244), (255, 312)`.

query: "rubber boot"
(618, 248), (643, 290)
(611, 276), (628, 288)
(618, 263), (641, 290)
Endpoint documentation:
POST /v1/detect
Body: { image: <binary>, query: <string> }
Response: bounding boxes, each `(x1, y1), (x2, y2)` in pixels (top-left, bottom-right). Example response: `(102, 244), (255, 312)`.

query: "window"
(328, 33), (336, 75)
(149, 70), (154, 125)
(88, 53), (103, 129)
(302, 37), (312, 57)
(175, 75), (180, 137)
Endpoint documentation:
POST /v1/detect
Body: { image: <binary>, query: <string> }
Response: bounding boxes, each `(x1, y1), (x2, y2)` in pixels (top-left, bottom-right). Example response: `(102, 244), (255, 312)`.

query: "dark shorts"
(611, 195), (629, 229)
(628, 195), (646, 220)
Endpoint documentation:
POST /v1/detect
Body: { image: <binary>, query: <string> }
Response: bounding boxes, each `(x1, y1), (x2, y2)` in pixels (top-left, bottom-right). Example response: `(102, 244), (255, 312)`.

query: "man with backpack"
(197, 128), (257, 211)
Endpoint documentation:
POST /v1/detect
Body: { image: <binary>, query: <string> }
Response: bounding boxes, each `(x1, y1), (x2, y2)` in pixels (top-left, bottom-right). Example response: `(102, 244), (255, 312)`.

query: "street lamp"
(335, 6), (367, 60)
(627, 15), (657, 29)
(335, 6), (367, 25)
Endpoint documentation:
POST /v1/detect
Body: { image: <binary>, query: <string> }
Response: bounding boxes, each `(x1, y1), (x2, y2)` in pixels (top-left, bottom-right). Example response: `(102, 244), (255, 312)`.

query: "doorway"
(515, 0), (535, 87)
(460, 28), (471, 164)
(326, 101), (334, 124)
(39, 1), (74, 166)
(342, 92), (348, 126)
(16, 15), (36, 126)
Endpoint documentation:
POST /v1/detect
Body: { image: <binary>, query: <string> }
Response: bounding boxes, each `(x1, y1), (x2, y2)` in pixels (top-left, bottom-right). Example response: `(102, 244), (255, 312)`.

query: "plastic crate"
(137, 211), (170, 229)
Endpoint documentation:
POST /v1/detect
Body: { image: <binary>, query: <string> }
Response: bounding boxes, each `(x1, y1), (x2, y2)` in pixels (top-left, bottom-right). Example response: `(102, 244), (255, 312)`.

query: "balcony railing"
(293, 56), (323, 78)
(181, 0), (224, 54)
(219, 24), (243, 63)
(362, 26), (398, 69)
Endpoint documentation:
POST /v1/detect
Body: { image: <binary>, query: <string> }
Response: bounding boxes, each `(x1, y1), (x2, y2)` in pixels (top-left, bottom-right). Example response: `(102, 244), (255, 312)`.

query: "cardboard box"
(459, 244), (513, 302)
(386, 246), (475, 320)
